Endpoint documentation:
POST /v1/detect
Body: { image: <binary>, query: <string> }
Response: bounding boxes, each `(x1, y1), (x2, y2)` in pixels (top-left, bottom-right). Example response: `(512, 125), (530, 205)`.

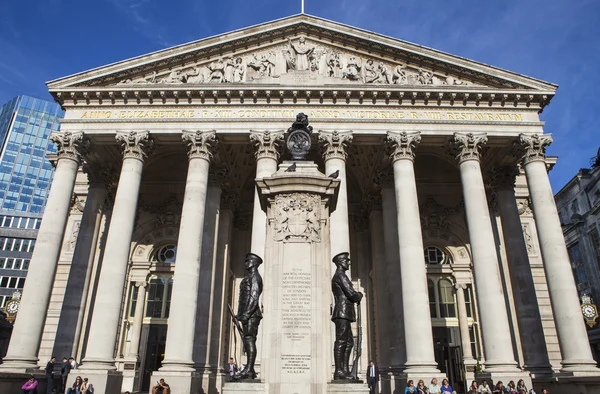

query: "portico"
(0, 13), (596, 394)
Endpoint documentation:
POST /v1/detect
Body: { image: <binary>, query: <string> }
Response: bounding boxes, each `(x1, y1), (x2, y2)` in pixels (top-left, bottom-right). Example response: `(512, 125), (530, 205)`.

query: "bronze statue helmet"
(332, 252), (350, 266)
(245, 252), (263, 268)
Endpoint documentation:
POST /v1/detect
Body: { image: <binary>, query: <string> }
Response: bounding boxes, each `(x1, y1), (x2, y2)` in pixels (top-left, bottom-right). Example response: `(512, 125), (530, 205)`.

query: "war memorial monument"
(0, 13), (598, 394)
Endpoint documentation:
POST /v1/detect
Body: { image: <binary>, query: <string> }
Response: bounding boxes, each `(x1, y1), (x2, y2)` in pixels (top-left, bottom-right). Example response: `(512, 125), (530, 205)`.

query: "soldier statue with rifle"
(229, 252), (263, 380)
(331, 252), (363, 381)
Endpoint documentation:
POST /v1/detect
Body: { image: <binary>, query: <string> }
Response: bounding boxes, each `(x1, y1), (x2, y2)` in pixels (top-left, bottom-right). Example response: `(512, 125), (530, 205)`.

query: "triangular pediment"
(47, 14), (556, 93)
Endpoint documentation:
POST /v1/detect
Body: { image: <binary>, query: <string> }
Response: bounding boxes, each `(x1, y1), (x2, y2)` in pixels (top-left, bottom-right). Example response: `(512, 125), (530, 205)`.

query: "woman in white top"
(479, 380), (492, 394)
(430, 378), (441, 394)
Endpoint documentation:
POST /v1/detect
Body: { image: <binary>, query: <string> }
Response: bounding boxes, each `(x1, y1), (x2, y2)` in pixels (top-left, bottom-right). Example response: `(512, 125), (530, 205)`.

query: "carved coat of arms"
(274, 193), (321, 242)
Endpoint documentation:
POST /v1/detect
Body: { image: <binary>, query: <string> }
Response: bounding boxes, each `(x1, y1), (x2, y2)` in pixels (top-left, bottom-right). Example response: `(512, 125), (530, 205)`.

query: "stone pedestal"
(222, 381), (267, 393)
(256, 161), (341, 394)
(76, 369), (123, 394)
(150, 370), (201, 394)
(327, 382), (370, 393)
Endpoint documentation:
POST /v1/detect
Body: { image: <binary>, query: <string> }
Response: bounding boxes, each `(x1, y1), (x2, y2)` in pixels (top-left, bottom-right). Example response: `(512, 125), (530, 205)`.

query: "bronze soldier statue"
(233, 253), (263, 380)
(331, 252), (363, 380)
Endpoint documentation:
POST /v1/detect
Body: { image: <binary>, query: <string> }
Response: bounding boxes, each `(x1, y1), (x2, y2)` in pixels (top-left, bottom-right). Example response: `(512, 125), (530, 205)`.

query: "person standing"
(228, 357), (237, 381)
(366, 360), (379, 394)
(61, 357), (72, 393)
(331, 252), (363, 380)
(45, 356), (55, 394)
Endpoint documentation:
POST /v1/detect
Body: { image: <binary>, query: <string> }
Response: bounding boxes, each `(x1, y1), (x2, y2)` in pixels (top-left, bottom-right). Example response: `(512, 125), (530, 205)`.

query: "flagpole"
(301, 0), (305, 14)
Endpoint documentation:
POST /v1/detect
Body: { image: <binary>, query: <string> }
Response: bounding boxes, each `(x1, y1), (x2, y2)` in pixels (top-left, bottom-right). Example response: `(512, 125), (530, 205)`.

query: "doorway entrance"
(139, 324), (167, 392)
(433, 327), (465, 393)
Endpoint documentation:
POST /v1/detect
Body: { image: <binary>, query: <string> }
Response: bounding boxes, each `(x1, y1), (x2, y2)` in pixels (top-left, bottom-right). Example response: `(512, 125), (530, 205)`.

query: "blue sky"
(0, 0), (598, 191)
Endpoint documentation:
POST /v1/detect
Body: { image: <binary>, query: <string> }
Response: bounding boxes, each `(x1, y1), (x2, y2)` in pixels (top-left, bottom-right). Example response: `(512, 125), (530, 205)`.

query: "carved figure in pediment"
(232, 57), (245, 82)
(118, 71), (157, 85)
(184, 66), (204, 84)
(223, 56), (236, 82)
(392, 64), (407, 84)
(445, 76), (470, 85)
(247, 52), (275, 79)
(326, 53), (343, 78)
(160, 69), (184, 83)
(342, 56), (362, 81)
(365, 60), (390, 84)
(287, 37), (314, 71)
(208, 58), (225, 82)
(416, 68), (433, 84)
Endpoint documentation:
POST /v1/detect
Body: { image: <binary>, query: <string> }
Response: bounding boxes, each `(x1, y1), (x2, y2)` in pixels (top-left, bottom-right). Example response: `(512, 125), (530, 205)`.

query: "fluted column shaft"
(455, 284), (474, 362)
(452, 132), (517, 372)
(320, 131), (352, 258)
(386, 131), (438, 372)
(160, 130), (218, 371)
(493, 165), (552, 373)
(82, 131), (154, 370)
(518, 134), (597, 372)
(249, 131), (284, 256)
(1, 132), (87, 369)
(127, 281), (147, 360)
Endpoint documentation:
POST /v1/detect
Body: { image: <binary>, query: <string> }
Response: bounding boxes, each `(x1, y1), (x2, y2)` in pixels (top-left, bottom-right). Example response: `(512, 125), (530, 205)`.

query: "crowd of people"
(401, 377), (550, 394)
(21, 356), (95, 394)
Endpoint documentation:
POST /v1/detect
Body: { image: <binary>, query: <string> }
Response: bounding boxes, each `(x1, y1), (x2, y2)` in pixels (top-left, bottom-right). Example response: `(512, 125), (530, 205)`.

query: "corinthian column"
(319, 130), (352, 258)
(455, 283), (475, 363)
(518, 134), (597, 372)
(160, 130), (218, 373)
(451, 132), (518, 372)
(386, 131), (438, 372)
(249, 131), (284, 256)
(127, 281), (147, 360)
(1, 132), (88, 370)
(82, 131), (154, 370)
(492, 165), (552, 374)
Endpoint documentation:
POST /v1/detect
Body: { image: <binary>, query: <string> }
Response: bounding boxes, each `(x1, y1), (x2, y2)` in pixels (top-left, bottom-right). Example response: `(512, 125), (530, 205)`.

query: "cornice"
(52, 87), (551, 111)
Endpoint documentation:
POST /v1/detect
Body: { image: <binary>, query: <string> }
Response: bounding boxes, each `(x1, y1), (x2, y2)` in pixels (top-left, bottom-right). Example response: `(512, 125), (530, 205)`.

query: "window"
(464, 285), (473, 318)
(428, 277), (458, 319)
(144, 276), (173, 319)
(568, 243), (590, 295)
(428, 280), (436, 318)
(469, 326), (479, 359)
(155, 244), (177, 264)
(590, 228), (600, 270)
(129, 285), (139, 318)
(424, 246), (450, 265)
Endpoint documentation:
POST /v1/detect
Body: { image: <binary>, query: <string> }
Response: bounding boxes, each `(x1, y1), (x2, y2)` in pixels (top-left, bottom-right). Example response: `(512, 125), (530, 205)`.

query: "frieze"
(111, 37), (480, 88)
(273, 193), (321, 243)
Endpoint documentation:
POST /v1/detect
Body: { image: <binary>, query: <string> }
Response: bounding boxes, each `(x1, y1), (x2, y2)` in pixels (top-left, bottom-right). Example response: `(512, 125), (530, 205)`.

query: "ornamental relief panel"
(114, 37), (479, 87)
(273, 193), (321, 243)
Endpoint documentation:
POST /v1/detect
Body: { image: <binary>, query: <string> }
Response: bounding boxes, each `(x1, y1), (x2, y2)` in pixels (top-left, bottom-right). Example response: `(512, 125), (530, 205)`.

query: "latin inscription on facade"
(77, 108), (530, 122)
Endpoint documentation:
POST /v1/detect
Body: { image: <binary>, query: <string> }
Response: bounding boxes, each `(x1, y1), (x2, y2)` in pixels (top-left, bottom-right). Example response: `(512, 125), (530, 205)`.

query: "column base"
(159, 359), (196, 372)
(76, 369), (123, 394)
(483, 359), (521, 373)
(150, 370), (201, 394)
(0, 356), (39, 372)
(523, 364), (555, 379)
(403, 361), (440, 374)
(223, 381), (266, 393)
(561, 360), (600, 374)
(79, 357), (118, 370)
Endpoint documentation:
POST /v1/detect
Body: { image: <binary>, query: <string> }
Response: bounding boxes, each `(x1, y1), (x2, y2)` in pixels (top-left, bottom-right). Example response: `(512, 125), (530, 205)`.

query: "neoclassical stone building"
(1, 14), (597, 394)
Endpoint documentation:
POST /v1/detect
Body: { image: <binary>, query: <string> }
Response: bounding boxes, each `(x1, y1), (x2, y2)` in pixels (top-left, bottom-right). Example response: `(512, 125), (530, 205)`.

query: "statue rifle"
(350, 300), (362, 380)
(228, 303), (245, 342)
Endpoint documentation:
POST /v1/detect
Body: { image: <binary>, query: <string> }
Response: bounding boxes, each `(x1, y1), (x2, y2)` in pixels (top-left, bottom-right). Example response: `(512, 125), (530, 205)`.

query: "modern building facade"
(0, 96), (60, 319)
(0, 15), (598, 394)
(555, 149), (600, 362)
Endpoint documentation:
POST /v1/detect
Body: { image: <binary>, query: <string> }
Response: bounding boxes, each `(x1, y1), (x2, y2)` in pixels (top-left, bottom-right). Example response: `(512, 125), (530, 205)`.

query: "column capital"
(454, 282), (468, 290)
(386, 131), (421, 162)
(134, 281), (148, 288)
(318, 130), (353, 161)
(50, 131), (90, 164)
(490, 165), (520, 191)
(182, 130), (218, 161)
(220, 189), (240, 210)
(516, 133), (553, 165)
(450, 132), (487, 163)
(208, 163), (229, 188)
(82, 163), (118, 189)
(116, 131), (155, 161)
(249, 130), (285, 160)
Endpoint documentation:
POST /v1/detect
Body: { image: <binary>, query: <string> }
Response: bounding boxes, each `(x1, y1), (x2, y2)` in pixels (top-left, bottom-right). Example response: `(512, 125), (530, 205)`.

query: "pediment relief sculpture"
(114, 37), (478, 88)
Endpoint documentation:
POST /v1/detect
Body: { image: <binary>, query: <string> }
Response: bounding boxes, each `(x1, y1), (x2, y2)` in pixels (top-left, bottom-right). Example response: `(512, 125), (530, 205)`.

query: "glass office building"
(0, 96), (63, 320)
